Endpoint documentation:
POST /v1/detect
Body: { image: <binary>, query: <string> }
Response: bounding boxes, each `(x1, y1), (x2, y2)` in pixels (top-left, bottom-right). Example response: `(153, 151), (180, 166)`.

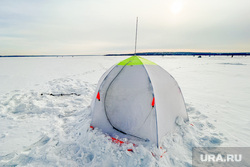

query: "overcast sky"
(1, 0), (250, 55)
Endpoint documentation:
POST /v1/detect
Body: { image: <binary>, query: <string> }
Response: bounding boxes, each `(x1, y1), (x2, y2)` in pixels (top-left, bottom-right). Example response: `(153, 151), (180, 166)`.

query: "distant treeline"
(105, 52), (250, 56)
(0, 55), (99, 58)
(1, 52), (250, 57)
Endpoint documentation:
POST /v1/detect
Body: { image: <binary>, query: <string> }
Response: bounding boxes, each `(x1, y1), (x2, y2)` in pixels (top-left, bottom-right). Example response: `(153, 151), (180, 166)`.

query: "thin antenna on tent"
(134, 17), (138, 56)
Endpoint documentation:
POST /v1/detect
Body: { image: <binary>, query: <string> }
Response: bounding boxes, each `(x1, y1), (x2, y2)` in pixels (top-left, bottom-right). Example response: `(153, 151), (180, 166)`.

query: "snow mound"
(0, 77), (227, 166)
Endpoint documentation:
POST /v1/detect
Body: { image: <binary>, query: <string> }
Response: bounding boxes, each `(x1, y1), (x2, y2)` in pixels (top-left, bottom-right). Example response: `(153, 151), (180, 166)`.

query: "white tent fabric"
(90, 56), (188, 147)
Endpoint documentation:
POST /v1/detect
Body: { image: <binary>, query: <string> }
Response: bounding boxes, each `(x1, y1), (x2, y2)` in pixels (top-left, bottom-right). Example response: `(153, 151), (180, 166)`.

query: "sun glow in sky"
(0, 0), (250, 55)
(170, 1), (183, 14)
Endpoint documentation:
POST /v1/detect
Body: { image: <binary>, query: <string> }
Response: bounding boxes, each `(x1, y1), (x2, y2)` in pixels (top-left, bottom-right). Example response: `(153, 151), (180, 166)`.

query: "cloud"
(0, 0), (250, 55)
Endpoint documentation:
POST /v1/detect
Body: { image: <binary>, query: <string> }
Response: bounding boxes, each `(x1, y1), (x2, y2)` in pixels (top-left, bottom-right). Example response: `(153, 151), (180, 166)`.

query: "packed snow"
(0, 56), (249, 166)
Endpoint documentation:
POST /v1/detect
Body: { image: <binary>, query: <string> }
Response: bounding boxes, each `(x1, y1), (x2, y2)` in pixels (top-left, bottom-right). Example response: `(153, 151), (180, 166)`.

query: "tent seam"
(140, 58), (159, 147)
(98, 65), (118, 91)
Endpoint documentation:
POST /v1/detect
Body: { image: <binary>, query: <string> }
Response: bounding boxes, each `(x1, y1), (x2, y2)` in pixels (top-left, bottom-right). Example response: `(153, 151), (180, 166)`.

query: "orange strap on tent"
(90, 126), (167, 157)
(96, 92), (100, 101)
(151, 97), (155, 107)
(159, 147), (167, 158)
(110, 137), (137, 152)
(160, 151), (167, 158)
(111, 137), (124, 145)
(90, 126), (135, 152)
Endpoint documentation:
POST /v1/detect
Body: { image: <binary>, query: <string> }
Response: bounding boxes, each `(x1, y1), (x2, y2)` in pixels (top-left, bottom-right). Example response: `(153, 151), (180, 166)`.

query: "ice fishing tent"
(90, 56), (188, 147)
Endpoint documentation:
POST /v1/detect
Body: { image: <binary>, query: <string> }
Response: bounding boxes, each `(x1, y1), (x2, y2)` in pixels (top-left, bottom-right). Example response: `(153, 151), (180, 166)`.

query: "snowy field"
(0, 56), (249, 166)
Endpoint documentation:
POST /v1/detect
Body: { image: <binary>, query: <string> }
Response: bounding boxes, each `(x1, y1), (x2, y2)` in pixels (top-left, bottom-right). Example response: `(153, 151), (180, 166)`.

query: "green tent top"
(117, 56), (157, 66)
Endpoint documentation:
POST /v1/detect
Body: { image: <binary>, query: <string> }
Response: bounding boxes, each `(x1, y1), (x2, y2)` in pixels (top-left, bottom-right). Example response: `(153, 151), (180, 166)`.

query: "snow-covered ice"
(0, 56), (249, 166)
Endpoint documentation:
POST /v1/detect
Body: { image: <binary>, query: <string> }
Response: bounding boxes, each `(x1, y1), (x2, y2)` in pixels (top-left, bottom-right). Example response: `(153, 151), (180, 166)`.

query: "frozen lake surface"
(0, 56), (249, 166)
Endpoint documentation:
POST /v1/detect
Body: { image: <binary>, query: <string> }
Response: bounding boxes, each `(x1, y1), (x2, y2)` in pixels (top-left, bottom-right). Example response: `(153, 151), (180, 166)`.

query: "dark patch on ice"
(219, 63), (247, 65)
(86, 153), (94, 163)
(210, 137), (222, 145)
(200, 136), (222, 146)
